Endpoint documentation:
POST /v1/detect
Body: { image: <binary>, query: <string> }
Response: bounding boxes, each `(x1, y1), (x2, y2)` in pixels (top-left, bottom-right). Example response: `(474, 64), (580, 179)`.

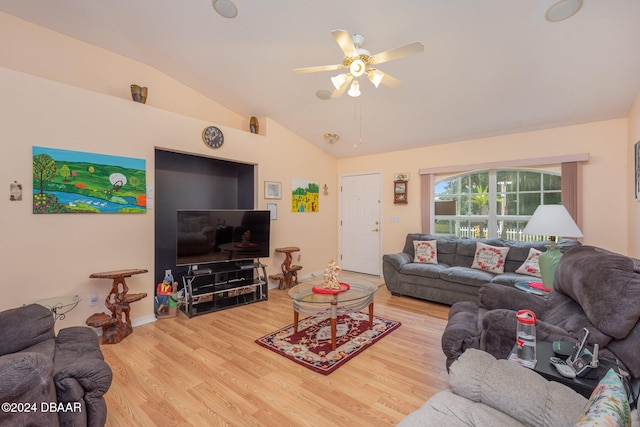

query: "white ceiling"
(2, 1), (640, 159)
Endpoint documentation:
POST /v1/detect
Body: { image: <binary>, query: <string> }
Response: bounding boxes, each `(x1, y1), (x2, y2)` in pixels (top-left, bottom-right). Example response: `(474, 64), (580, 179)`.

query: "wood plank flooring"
(101, 273), (451, 427)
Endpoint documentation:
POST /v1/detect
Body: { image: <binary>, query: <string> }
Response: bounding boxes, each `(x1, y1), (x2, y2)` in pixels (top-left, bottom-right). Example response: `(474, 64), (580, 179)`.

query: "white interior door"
(339, 172), (382, 275)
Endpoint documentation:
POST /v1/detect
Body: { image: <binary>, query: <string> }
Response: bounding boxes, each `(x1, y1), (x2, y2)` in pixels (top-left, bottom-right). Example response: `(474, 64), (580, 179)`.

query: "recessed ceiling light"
(545, 0), (583, 22)
(316, 90), (332, 100)
(212, 0), (238, 19)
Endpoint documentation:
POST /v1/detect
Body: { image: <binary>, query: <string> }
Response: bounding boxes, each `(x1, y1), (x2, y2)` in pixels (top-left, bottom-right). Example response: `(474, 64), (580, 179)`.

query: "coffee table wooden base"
(293, 297), (375, 351)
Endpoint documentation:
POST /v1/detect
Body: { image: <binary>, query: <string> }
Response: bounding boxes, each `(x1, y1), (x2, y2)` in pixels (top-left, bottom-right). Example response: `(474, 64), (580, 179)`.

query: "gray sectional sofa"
(382, 233), (579, 306)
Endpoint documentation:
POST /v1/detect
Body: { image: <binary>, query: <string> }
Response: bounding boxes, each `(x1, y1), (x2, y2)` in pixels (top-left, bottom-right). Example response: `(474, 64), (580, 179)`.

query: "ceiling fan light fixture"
(349, 59), (366, 77)
(367, 70), (384, 88)
(331, 73), (348, 90)
(212, 0), (238, 18)
(347, 79), (361, 97)
(545, 0), (583, 22)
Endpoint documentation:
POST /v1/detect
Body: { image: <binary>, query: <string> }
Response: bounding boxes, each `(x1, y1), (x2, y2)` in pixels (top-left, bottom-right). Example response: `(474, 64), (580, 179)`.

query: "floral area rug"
(255, 312), (401, 375)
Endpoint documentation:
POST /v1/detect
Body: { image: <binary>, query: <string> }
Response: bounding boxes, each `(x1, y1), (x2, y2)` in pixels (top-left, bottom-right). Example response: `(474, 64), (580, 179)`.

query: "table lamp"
(522, 204), (583, 289)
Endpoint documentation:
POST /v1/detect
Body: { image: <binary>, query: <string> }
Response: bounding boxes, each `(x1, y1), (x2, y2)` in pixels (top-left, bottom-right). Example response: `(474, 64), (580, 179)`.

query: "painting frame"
(32, 146), (146, 214)
(265, 181), (282, 199)
(267, 202), (277, 220)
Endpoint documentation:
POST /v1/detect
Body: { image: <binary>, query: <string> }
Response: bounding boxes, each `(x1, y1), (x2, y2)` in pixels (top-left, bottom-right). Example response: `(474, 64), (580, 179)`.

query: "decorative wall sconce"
(130, 84), (148, 104)
(250, 116), (259, 134)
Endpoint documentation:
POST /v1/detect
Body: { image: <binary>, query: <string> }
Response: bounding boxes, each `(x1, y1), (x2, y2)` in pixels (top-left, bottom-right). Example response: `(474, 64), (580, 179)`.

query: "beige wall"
(1, 12), (638, 331)
(0, 67), (339, 329)
(338, 119), (630, 257)
(0, 14), (339, 328)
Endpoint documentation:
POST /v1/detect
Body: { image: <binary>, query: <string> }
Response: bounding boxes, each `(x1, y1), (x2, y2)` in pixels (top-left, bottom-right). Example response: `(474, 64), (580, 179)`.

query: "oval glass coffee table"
(288, 282), (379, 351)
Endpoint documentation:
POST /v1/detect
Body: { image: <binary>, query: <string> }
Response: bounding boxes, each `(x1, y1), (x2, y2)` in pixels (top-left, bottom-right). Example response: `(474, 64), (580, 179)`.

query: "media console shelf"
(181, 260), (268, 317)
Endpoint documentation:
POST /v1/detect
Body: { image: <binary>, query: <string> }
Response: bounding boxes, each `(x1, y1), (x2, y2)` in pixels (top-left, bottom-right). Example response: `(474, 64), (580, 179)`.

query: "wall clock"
(394, 180), (408, 204)
(202, 126), (224, 149)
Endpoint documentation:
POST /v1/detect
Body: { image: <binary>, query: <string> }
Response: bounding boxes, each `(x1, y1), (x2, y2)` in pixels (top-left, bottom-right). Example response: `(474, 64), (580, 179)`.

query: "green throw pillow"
(574, 369), (631, 427)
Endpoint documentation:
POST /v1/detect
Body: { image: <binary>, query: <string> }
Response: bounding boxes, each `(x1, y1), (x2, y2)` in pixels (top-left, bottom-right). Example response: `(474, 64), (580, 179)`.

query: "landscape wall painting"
(33, 146), (146, 214)
(291, 178), (319, 213)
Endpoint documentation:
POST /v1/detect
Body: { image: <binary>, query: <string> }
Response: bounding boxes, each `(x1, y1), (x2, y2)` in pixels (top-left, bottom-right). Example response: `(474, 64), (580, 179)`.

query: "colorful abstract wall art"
(291, 178), (319, 213)
(33, 146), (146, 214)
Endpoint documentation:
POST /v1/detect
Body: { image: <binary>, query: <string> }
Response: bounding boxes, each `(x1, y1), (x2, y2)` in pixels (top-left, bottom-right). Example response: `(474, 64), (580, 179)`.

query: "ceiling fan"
(292, 29), (424, 98)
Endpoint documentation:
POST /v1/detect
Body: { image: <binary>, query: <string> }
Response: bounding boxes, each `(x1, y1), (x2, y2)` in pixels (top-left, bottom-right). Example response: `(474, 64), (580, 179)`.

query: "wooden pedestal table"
(273, 246), (302, 289)
(86, 268), (148, 344)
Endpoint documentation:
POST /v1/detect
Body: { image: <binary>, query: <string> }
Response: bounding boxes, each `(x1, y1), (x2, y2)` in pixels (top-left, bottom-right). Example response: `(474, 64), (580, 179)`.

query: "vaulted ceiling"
(2, 1), (640, 158)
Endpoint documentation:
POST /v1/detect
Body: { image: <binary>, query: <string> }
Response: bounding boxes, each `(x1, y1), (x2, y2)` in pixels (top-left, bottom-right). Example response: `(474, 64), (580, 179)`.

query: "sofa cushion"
(401, 262), (450, 279)
(515, 248), (542, 277)
(413, 240), (438, 264)
(574, 369), (631, 427)
(555, 246), (640, 340)
(0, 304), (55, 356)
(471, 242), (510, 274)
(449, 349), (587, 427)
(490, 272), (539, 286)
(403, 234), (459, 266)
(398, 390), (524, 427)
(440, 266), (496, 286)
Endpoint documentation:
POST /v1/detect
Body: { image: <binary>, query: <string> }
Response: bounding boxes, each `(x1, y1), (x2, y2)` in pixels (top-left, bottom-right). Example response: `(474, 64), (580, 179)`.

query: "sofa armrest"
(0, 352), (59, 427)
(54, 358), (112, 427)
(449, 349), (586, 427)
(441, 302), (485, 370)
(479, 282), (548, 313)
(382, 252), (412, 270)
(481, 309), (575, 359)
(54, 358), (112, 401)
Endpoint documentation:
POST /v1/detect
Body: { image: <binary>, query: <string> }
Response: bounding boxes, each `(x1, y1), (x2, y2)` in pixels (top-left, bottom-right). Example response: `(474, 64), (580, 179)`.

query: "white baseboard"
(132, 314), (156, 327)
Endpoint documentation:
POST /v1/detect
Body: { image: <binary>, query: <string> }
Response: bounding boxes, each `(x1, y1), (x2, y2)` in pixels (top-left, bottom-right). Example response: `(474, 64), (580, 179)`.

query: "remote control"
(550, 356), (576, 378)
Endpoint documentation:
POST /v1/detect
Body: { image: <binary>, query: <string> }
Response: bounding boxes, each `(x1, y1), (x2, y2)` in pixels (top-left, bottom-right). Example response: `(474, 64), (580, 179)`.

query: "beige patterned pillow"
(516, 248), (542, 277)
(471, 242), (509, 274)
(413, 240), (438, 264)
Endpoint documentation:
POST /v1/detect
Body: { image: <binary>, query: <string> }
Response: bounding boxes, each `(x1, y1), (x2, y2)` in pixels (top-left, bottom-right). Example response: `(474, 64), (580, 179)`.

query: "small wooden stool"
(274, 247), (303, 289)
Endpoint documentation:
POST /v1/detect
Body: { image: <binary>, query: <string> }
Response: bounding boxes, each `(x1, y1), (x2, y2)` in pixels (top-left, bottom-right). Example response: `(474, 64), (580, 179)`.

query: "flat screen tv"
(176, 209), (270, 266)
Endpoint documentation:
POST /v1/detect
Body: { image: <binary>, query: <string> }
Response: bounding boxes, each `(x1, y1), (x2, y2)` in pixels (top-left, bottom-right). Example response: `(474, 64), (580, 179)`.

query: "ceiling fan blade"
(370, 41), (424, 65)
(292, 63), (343, 74)
(332, 29), (358, 58)
(331, 74), (354, 98)
(378, 71), (403, 88)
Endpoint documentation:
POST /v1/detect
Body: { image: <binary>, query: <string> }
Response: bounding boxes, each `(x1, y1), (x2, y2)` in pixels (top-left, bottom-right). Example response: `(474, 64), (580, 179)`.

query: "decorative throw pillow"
(516, 248), (542, 277)
(413, 240), (438, 264)
(471, 242), (509, 274)
(574, 369), (631, 427)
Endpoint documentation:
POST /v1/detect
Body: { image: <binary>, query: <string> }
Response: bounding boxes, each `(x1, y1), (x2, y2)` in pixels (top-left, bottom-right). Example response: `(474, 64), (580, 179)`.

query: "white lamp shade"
(522, 204), (583, 238)
(367, 70), (384, 88)
(331, 73), (348, 90)
(347, 79), (361, 97)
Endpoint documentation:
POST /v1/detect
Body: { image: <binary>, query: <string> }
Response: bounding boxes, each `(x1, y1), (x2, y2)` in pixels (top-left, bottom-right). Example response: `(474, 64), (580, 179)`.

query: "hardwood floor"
(101, 273), (451, 427)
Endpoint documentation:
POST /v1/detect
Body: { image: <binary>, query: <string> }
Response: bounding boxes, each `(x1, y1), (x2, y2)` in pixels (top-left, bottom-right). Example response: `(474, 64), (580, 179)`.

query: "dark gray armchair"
(0, 303), (112, 427)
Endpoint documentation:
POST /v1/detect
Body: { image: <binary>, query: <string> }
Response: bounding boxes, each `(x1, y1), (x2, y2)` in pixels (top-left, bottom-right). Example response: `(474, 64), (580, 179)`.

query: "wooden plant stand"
(273, 247), (302, 289)
(86, 268), (148, 344)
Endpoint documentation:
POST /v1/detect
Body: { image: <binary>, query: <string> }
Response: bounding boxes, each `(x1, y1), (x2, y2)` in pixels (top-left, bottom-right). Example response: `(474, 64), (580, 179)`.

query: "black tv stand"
(181, 260), (268, 317)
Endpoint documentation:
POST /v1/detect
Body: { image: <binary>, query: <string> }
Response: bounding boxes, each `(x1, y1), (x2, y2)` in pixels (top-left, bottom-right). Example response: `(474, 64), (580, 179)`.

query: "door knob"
(372, 228), (379, 232)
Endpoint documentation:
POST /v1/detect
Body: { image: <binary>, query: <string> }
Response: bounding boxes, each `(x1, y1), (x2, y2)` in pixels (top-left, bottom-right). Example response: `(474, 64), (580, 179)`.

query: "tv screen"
(177, 210), (270, 266)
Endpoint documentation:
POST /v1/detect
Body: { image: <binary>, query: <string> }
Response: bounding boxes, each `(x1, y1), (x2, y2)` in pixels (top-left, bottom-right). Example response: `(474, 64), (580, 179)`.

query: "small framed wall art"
(265, 181), (282, 199)
(267, 203), (277, 220)
(394, 180), (408, 204)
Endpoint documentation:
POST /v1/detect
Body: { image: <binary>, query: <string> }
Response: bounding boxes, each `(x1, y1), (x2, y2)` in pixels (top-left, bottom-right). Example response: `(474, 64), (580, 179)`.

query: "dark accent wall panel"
(154, 149), (255, 285)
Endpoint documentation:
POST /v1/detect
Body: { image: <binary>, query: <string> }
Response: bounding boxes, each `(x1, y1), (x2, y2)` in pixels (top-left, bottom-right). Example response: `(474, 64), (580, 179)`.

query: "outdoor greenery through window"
(434, 169), (561, 241)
